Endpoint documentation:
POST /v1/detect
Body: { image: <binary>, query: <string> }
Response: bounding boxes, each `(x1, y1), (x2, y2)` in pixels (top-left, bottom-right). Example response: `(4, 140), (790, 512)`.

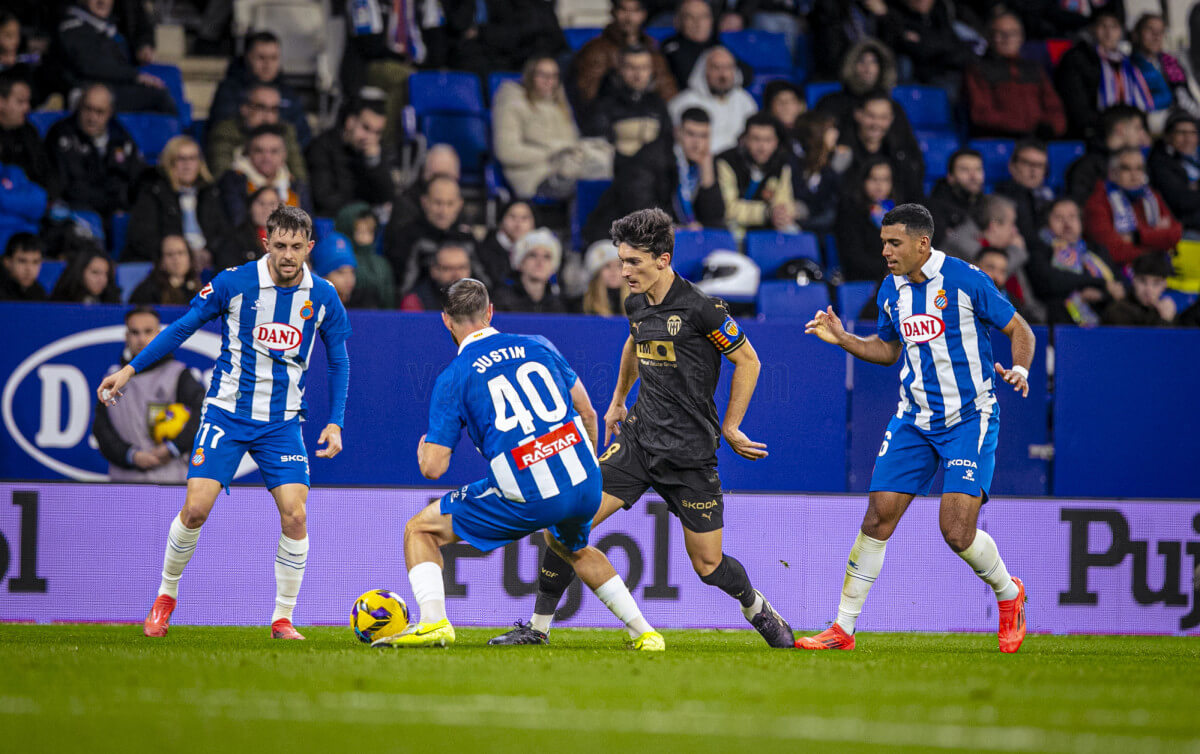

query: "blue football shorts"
(187, 404), (310, 491)
(869, 410), (1000, 500)
(439, 467), (602, 553)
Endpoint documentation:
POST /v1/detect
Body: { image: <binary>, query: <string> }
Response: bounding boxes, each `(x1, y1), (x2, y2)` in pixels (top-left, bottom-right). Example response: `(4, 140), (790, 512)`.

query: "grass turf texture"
(1, 626), (1197, 753)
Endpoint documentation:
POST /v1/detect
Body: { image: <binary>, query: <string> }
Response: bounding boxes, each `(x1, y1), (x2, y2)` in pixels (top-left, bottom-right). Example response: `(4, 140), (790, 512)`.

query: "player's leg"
(372, 499), (461, 648)
(144, 477), (223, 637)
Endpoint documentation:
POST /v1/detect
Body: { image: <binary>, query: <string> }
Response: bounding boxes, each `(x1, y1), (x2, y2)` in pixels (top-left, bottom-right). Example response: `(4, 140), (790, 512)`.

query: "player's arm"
(569, 378), (599, 450)
(316, 339), (349, 459)
(721, 339), (768, 460)
(805, 306), (902, 366)
(995, 312), (1035, 398)
(604, 335), (639, 444)
(97, 307), (211, 405)
(417, 435), (453, 480)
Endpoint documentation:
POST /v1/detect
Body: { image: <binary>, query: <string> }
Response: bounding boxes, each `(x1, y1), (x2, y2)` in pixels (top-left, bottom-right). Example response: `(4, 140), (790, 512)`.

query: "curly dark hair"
(610, 208), (673, 259)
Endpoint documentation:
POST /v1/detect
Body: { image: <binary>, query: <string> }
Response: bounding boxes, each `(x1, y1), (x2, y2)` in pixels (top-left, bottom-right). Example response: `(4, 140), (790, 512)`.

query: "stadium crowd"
(3, 0), (1200, 325)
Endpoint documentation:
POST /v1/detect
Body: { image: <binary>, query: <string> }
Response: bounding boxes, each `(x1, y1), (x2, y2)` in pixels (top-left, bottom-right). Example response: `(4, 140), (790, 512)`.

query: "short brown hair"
(444, 278), (490, 323)
(266, 205), (313, 242)
(611, 208), (673, 259)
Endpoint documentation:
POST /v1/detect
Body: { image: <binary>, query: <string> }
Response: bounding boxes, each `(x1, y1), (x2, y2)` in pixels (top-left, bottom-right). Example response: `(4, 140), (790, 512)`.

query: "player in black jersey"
(490, 208), (794, 648)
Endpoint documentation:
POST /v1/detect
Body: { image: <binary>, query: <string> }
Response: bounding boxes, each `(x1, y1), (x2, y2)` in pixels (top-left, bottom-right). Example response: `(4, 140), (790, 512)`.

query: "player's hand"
(97, 365), (135, 406)
(994, 362), (1029, 398)
(316, 424), (343, 458)
(132, 450), (162, 469)
(723, 426), (768, 460)
(804, 306), (847, 346)
(604, 403), (627, 445)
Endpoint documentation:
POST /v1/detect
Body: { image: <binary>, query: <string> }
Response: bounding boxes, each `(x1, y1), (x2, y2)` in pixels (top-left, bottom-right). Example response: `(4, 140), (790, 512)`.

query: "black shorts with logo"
(599, 431), (724, 533)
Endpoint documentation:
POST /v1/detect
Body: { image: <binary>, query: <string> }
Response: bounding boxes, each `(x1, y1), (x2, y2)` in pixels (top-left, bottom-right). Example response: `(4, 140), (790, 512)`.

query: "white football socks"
(529, 613), (554, 634)
(835, 531), (888, 634)
(409, 561), (447, 624)
(593, 575), (654, 638)
(741, 592), (765, 621)
(158, 514), (202, 599)
(957, 529), (1020, 602)
(272, 534), (309, 623)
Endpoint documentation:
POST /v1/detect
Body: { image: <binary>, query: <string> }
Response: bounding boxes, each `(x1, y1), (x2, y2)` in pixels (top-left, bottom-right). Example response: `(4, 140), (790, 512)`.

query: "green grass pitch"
(1, 625), (1197, 753)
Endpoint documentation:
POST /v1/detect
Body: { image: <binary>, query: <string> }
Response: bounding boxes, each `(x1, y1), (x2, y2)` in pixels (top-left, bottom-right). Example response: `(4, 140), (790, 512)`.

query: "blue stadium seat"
(793, 31), (812, 82)
(409, 71), (484, 116)
(757, 280), (830, 318)
(837, 280), (877, 321)
(747, 73), (791, 108)
(719, 30), (792, 74)
(564, 27), (603, 51)
(116, 261), (153, 303)
(968, 138), (1015, 188)
(487, 71), (521, 103)
(421, 114), (489, 182)
(892, 85), (952, 132)
(571, 178), (611, 251)
(918, 132), (962, 180)
(28, 110), (68, 137)
(745, 231), (820, 277)
(140, 63), (191, 125)
(313, 216), (335, 241)
(805, 81), (841, 110)
(109, 212), (128, 259)
(1164, 288), (1198, 313)
(484, 161), (511, 202)
(37, 260), (65, 293)
(188, 118), (208, 147)
(1047, 140), (1085, 192)
(645, 26), (674, 45)
(673, 228), (737, 279)
(71, 210), (105, 244)
(822, 233), (840, 273)
(117, 113), (182, 164)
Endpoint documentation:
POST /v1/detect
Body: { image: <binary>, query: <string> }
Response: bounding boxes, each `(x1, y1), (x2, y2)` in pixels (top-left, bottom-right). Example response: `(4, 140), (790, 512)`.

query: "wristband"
(1010, 365), (1028, 380)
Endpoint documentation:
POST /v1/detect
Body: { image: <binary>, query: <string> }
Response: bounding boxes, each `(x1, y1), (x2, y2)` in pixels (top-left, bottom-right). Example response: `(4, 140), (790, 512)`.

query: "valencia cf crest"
(300, 300), (314, 320)
(723, 319), (740, 338)
(191, 448), (205, 466)
(934, 289), (948, 310)
(667, 315), (682, 336)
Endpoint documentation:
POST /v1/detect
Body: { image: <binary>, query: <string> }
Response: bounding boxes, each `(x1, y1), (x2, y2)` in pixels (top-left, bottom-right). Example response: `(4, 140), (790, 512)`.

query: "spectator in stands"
(965, 10), (1067, 139)
(1131, 14), (1200, 126)
(764, 81), (804, 138)
(962, 194), (1044, 321)
(975, 246), (1010, 291)
(0, 231), (46, 300)
(216, 185), (279, 270)
(335, 201), (395, 308)
(53, 0), (174, 114)
(1028, 196), (1124, 325)
(493, 57), (588, 200)
(442, 0), (567, 76)
(93, 306), (204, 483)
(313, 231), (379, 308)
(668, 47), (757, 155)
(1056, 11), (1151, 141)
(129, 234), (201, 306)
(45, 82), (143, 223)
(661, 0), (752, 87)
(881, 0), (976, 92)
(717, 112), (794, 239)
(792, 111), (850, 235)
(0, 69), (56, 201)
(1084, 147), (1181, 266)
(809, 0), (891, 80)
(581, 239), (626, 316)
(477, 200), (535, 287)
(399, 242), (472, 311)
(996, 139), (1055, 247)
(493, 227), (567, 313)
(1066, 105), (1149, 202)
(1008, 0), (1123, 41)
(206, 83), (306, 185)
(50, 242), (119, 303)
(339, 0), (426, 147)
(836, 157), (897, 282)
(385, 174), (475, 292)
(1103, 252), (1176, 326)
(125, 135), (229, 267)
(814, 39), (917, 157)
(219, 124), (313, 226)
(571, 0), (677, 115)
(1148, 111), (1200, 231)
(0, 11), (43, 101)
(391, 143), (460, 229)
(209, 31), (312, 146)
(929, 148), (986, 253)
(839, 92), (925, 204)
(584, 45), (673, 163)
(307, 92), (394, 217)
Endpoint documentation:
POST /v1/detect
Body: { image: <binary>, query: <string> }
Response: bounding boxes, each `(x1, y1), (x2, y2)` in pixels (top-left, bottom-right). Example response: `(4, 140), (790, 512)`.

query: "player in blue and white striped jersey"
(800, 203), (1034, 653)
(373, 278), (663, 650)
(97, 206), (351, 641)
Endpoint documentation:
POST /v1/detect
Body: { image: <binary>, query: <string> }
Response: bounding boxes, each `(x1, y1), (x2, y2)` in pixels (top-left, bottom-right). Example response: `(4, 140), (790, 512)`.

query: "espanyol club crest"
(934, 289), (948, 310)
(300, 300), (314, 320)
(191, 448), (205, 466)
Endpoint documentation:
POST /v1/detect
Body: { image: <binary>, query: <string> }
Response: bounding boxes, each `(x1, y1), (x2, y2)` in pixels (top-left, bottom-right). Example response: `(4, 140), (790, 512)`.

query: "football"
(350, 589), (409, 644)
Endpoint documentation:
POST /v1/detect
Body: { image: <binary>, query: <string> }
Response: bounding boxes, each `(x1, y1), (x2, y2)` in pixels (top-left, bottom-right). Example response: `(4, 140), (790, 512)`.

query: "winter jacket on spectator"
(584, 76), (673, 160)
(1026, 235), (1120, 325)
(965, 51), (1067, 138)
(206, 118), (307, 184)
(809, 0), (889, 80)
(667, 49), (758, 155)
(880, 0), (975, 84)
(716, 143), (794, 237)
(660, 32), (752, 93)
(1147, 141), (1200, 230)
(928, 178), (983, 252)
(492, 278), (568, 313)
(995, 178), (1056, 248)
(836, 190), (894, 282)
(1054, 42), (1151, 141)
(1002, 0), (1123, 40)
(53, 6), (175, 114)
(0, 163), (47, 223)
(0, 266), (47, 300)
(571, 25), (677, 110)
(383, 214), (475, 293)
(210, 59), (312, 146)
(839, 125), (925, 205)
(335, 201), (395, 309)
(1083, 180), (1181, 265)
(441, 0), (567, 74)
(814, 39), (920, 158)
(492, 79), (581, 198)
(305, 126), (395, 217)
(217, 157), (313, 227)
(45, 113), (143, 217)
(1, 119), (57, 200)
(124, 169), (231, 263)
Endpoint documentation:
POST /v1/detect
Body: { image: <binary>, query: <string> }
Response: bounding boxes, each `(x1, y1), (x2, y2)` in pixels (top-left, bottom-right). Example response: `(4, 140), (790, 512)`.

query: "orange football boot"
(143, 594), (176, 637)
(795, 623), (855, 650)
(271, 618), (306, 640)
(998, 576), (1026, 653)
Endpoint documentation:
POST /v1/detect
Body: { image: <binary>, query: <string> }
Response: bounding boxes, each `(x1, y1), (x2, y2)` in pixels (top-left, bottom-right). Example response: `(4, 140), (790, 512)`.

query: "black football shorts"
(598, 431), (724, 533)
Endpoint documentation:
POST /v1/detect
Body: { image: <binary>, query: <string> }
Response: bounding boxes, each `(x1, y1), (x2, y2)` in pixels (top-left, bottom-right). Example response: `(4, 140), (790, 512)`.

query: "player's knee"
(940, 523), (974, 553)
(688, 551), (722, 577)
(179, 504), (209, 528)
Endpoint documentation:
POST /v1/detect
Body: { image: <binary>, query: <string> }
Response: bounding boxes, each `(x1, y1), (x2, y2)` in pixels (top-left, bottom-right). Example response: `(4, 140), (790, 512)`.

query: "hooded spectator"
(668, 46), (757, 154)
(335, 201), (395, 308)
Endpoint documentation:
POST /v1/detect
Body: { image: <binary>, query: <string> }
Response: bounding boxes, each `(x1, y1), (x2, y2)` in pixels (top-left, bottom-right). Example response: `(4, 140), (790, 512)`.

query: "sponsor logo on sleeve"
(198, 283), (213, 300)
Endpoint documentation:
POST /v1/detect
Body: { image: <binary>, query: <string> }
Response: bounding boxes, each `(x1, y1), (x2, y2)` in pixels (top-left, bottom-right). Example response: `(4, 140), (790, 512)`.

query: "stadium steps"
(176, 56), (228, 122)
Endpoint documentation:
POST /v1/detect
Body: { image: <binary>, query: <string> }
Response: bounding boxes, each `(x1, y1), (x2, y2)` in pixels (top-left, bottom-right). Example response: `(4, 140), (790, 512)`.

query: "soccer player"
(375, 278), (663, 650)
(799, 203), (1032, 652)
(490, 208), (794, 648)
(97, 206), (351, 640)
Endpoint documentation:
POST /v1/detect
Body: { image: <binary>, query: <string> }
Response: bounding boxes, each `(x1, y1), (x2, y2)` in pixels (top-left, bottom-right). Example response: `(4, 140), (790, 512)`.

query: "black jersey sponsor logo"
(636, 340), (677, 365)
